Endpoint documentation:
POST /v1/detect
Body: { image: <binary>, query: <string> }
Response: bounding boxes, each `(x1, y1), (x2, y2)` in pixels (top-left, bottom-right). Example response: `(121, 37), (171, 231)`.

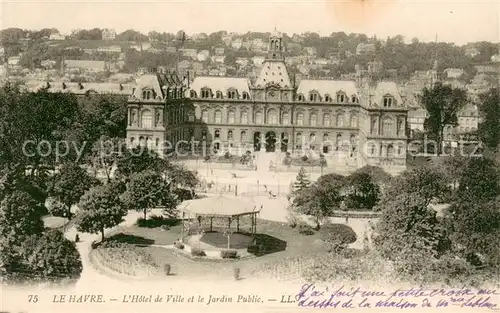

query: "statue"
(131, 110), (137, 125)
(156, 110), (162, 126)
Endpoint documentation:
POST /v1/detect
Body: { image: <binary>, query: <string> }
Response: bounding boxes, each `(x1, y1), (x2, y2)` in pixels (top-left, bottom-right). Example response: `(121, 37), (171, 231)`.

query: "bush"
(224, 151), (232, 159)
(164, 263), (171, 275)
(136, 216), (179, 228)
(247, 245), (260, 254)
(174, 241), (184, 249)
(320, 224), (357, 251)
(283, 155), (292, 167)
(301, 155), (309, 162)
(221, 250), (238, 259)
(191, 247), (206, 257)
(298, 223), (315, 236)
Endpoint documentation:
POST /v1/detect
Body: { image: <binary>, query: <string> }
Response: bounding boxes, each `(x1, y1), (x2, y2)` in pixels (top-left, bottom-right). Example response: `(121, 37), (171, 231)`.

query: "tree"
(0, 191), (44, 243)
(373, 192), (448, 276)
(77, 184), (127, 242)
(478, 88), (500, 152)
(116, 29), (148, 42)
(49, 163), (101, 219)
(20, 230), (82, 284)
(121, 170), (178, 219)
(88, 136), (124, 184)
(292, 167), (311, 193)
(446, 197), (500, 266)
(386, 166), (450, 207)
(457, 157), (500, 202)
(114, 147), (163, 182)
(345, 172), (380, 211)
(421, 83), (468, 156)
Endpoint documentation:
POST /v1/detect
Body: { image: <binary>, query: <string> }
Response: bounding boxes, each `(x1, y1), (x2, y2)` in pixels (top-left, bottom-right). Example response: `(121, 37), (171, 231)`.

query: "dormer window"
(190, 90), (197, 98)
(297, 94), (305, 101)
(242, 92), (250, 100)
(201, 88), (211, 98)
(351, 95), (358, 103)
(383, 95), (395, 107)
(142, 89), (154, 100)
(324, 94), (332, 102)
(227, 89), (237, 99)
(216, 91), (223, 99)
(336, 92), (346, 103)
(309, 92), (320, 102)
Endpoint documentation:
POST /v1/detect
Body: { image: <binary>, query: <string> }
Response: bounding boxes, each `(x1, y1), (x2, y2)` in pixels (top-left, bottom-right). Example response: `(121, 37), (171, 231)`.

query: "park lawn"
(42, 215), (69, 229)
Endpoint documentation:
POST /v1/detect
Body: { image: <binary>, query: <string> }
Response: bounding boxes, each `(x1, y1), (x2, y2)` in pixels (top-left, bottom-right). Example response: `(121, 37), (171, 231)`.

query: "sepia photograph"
(0, 0), (499, 312)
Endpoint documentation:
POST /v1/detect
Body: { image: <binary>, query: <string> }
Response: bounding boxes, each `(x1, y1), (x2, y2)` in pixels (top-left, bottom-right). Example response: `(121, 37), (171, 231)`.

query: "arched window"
(323, 113), (330, 127)
(214, 130), (220, 139)
(227, 130), (233, 140)
(351, 95), (358, 103)
(267, 109), (277, 124)
(297, 94), (304, 101)
(371, 116), (377, 134)
(241, 111), (248, 124)
(350, 113), (358, 128)
(201, 88), (211, 98)
(139, 136), (145, 147)
(227, 89), (237, 99)
(188, 111), (195, 122)
(295, 132), (302, 149)
(396, 118), (404, 136)
(201, 130), (207, 139)
(142, 89), (153, 100)
(155, 138), (160, 147)
(383, 95), (395, 107)
(141, 110), (153, 128)
(190, 90), (197, 98)
(214, 110), (222, 123)
(216, 91), (223, 99)
(242, 92), (250, 100)
(282, 112), (290, 125)
(336, 133), (342, 149)
(309, 113), (317, 126)
(297, 113), (304, 126)
(241, 131), (247, 142)
(255, 111), (263, 124)
(228, 110), (235, 124)
(201, 110), (209, 123)
(324, 94), (332, 102)
(336, 112), (344, 127)
(130, 137), (135, 145)
(309, 92), (319, 102)
(382, 117), (394, 136)
(387, 144), (395, 158)
(336, 92), (346, 103)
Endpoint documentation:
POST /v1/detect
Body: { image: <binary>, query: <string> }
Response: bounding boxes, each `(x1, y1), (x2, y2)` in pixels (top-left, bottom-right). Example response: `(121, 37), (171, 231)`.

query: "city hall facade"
(126, 31), (409, 172)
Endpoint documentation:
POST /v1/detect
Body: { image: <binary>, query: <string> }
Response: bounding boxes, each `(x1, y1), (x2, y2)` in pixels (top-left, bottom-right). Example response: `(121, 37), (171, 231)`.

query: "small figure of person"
(75, 233), (80, 243)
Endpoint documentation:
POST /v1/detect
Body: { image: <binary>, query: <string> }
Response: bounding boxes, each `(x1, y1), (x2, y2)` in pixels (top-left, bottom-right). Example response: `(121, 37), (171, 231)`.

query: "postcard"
(0, 0), (499, 312)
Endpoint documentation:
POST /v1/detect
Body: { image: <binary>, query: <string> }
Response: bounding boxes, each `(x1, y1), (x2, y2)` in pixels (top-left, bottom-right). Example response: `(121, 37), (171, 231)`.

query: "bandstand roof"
(178, 195), (260, 217)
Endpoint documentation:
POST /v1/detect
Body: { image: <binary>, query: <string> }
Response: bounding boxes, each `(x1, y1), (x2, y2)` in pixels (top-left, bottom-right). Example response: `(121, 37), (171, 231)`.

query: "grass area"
(42, 215), (69, 229)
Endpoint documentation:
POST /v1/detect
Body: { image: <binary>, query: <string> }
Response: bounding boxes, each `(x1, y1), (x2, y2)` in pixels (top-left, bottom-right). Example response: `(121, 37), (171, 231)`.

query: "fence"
(195, 181), (292, 197)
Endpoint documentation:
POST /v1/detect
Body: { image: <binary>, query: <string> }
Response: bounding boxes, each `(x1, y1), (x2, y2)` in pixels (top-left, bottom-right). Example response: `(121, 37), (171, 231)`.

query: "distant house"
(180, 48), (198, 59)
(102, 29), (116, 41)
(97, 45), (122, 53)
(252, 56), (265, 66)
(211, 55), (225, 64)
(231, 38), (243, 50)
(49, 33), (66, 41)
(314, 58), (330, 66)
(304, 47), (317, 56)
(192, 62), (204, 73)
(147, 48), (162, 54)
(166, 46), (177, 53)
(41, 60), (56, 69)
(235, 57), (249, 67)
(177, 60), (191, 70)
(7, 56), (20, 66)
(197, 50), (210, 62)
(491, 54), (500, 63)
(356, 43), (376, 55)
(83, 48), (97, 54)
(242, 41), (252, 50)
(465, 47), (480, 58)
(64, 60), (107, 73)
(214, 47), (225, 56)
(443, 68), (464, 79)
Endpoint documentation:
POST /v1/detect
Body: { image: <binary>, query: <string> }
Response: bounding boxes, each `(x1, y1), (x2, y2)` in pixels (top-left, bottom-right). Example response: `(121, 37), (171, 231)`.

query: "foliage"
(319, 223), (357, 252)
(115, 29), (148, 42)
(77, 184), (127, 241)
(373, 192), (449, 277)
(478, 88), (500, 152)
(352, 165), (392, 186)
(0, 191), (45, 243)
(49, 163), (101, 218)
(121, 170), (178, 219)
(71, 28), (102, 40)
(45, 197), (68, 217)
(92, 245), (159, 277)
(114, 147), (163, 181)
(136, 215), (180, 228)
(297, 223), (315, 236)
(456, 157), (500, 202)
(221, 250), (238, 259)
(88, 136), (124, 183)
(345, 172), (380, 211)
(191, 247), (206, 257)
(282, 154), (292, 167)
(20, 230), (82, 284)
(292, 167), (311, 193)
(421, 83), (468, 155)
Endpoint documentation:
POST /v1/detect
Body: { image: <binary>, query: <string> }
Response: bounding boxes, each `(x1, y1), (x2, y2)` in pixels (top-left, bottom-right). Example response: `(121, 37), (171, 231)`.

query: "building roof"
(296, 80), (359, 98)
(254, 60), (292, 88)
(64, 60), (106, 70)
(178, 195), (259, 217)
(132, 74), (164, 99)
(25, 81), (133, 95)
(371, 81), (404, 107)
(189, 76), (250, 95)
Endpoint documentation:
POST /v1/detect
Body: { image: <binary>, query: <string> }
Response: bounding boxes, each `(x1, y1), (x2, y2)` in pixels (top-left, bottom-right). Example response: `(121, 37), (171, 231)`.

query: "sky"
(1, 0), (499, 45)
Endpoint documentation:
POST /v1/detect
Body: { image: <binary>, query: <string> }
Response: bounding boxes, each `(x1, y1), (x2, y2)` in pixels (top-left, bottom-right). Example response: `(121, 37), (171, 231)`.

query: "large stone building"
(126, 31), (409, 173)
